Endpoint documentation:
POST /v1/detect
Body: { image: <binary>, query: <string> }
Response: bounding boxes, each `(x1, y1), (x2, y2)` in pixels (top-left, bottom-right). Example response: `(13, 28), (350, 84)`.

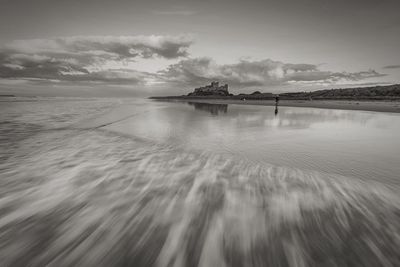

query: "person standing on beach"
(275, 95), (279, 104)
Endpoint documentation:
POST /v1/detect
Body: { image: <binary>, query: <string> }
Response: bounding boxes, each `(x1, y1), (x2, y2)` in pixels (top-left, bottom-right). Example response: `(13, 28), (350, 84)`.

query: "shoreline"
(153, 98), (400, 113)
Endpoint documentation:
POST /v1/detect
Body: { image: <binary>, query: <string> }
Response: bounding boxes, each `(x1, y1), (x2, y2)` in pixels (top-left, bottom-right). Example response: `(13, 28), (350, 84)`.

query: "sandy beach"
(1, 97), (400, 266)
(156, 98), (400, 113)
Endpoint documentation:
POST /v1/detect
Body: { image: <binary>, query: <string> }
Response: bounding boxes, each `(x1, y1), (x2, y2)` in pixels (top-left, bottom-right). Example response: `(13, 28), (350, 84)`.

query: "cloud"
(3, 35), (193, 59)
(0, 35), (192, 84)
(0, 36), (387, 90)
(152, 5), (197, 16)
(383, 65), (400, 69)
(159, 58), (386, 88)
(152, 10), (197, 16)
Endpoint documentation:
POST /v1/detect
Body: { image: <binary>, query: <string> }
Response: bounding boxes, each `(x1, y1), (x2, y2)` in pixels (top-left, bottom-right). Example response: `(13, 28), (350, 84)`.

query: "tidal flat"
(1, 97), (400, 267)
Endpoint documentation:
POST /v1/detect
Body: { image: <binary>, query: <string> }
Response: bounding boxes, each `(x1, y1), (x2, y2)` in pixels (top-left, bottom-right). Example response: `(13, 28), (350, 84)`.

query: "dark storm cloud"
(159, 58), (386, 87)
(383, 65), (400, 69)
(0, 35), (191, 83)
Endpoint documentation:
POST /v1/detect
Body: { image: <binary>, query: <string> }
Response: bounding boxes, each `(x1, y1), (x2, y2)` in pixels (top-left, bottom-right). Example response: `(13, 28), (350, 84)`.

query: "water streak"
(0, 98), (399, 266)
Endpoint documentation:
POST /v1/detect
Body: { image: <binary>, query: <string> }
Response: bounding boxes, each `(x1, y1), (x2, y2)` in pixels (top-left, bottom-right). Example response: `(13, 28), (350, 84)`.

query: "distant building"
(188, 81), (229, 96)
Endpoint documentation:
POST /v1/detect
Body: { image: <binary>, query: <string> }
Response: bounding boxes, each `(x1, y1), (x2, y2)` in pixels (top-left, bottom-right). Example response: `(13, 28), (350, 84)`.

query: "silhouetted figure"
(274, 95), (279, 116)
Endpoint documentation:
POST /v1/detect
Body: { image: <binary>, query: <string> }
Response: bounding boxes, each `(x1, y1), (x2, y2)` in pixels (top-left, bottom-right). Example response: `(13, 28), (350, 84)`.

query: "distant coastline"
(151, 83), (400, 101)
(150, 83), (400, 113)
(0, 94), (15, 97)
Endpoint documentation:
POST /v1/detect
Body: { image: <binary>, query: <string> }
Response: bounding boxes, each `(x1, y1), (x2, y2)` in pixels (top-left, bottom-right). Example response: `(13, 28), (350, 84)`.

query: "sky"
(0, 0), (399, 96)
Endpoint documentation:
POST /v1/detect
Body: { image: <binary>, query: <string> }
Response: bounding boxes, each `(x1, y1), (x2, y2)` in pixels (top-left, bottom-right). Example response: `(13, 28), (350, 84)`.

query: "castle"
(188, 81), (229, 96)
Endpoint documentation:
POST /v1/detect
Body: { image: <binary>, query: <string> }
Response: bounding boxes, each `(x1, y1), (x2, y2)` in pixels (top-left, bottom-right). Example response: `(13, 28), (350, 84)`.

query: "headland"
(150, 82), (400, 113)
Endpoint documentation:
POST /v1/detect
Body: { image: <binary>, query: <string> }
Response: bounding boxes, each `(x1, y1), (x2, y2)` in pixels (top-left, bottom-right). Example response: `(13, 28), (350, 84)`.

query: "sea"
(1, 96), (400, 266)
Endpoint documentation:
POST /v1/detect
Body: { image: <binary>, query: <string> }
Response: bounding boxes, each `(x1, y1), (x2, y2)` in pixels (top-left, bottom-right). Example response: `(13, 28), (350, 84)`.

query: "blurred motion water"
(1, 97), (400, 266)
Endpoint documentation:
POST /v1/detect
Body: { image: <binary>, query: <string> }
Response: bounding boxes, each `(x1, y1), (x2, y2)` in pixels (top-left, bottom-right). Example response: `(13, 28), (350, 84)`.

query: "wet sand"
(160, 99), (400, 113)
(2, 97), (400, 266)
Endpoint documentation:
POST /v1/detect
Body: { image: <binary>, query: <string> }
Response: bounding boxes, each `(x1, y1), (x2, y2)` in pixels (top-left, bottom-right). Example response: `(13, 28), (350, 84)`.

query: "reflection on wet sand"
(105, 101), (400, 183)
(188, 102), (228, 115)
(1, 98), (400, 267)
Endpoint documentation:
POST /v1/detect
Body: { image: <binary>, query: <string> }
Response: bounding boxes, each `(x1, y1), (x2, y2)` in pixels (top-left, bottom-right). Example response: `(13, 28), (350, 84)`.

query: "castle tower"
(211, 81), (219, 88)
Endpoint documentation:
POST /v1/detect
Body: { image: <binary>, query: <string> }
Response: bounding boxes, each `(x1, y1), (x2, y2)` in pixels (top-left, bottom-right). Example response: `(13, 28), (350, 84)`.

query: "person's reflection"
(274, 95), (279, 116)
(188, 102), (228, 115)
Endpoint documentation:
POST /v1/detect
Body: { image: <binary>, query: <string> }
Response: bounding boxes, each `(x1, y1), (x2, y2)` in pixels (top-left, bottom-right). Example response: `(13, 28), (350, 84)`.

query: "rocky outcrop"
(187, 81), (230, 96)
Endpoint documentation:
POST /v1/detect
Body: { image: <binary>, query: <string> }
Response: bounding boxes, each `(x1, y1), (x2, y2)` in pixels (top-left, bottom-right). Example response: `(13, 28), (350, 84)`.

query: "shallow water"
(106, 100), (400, 185)
(1, 97), (400, 266)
